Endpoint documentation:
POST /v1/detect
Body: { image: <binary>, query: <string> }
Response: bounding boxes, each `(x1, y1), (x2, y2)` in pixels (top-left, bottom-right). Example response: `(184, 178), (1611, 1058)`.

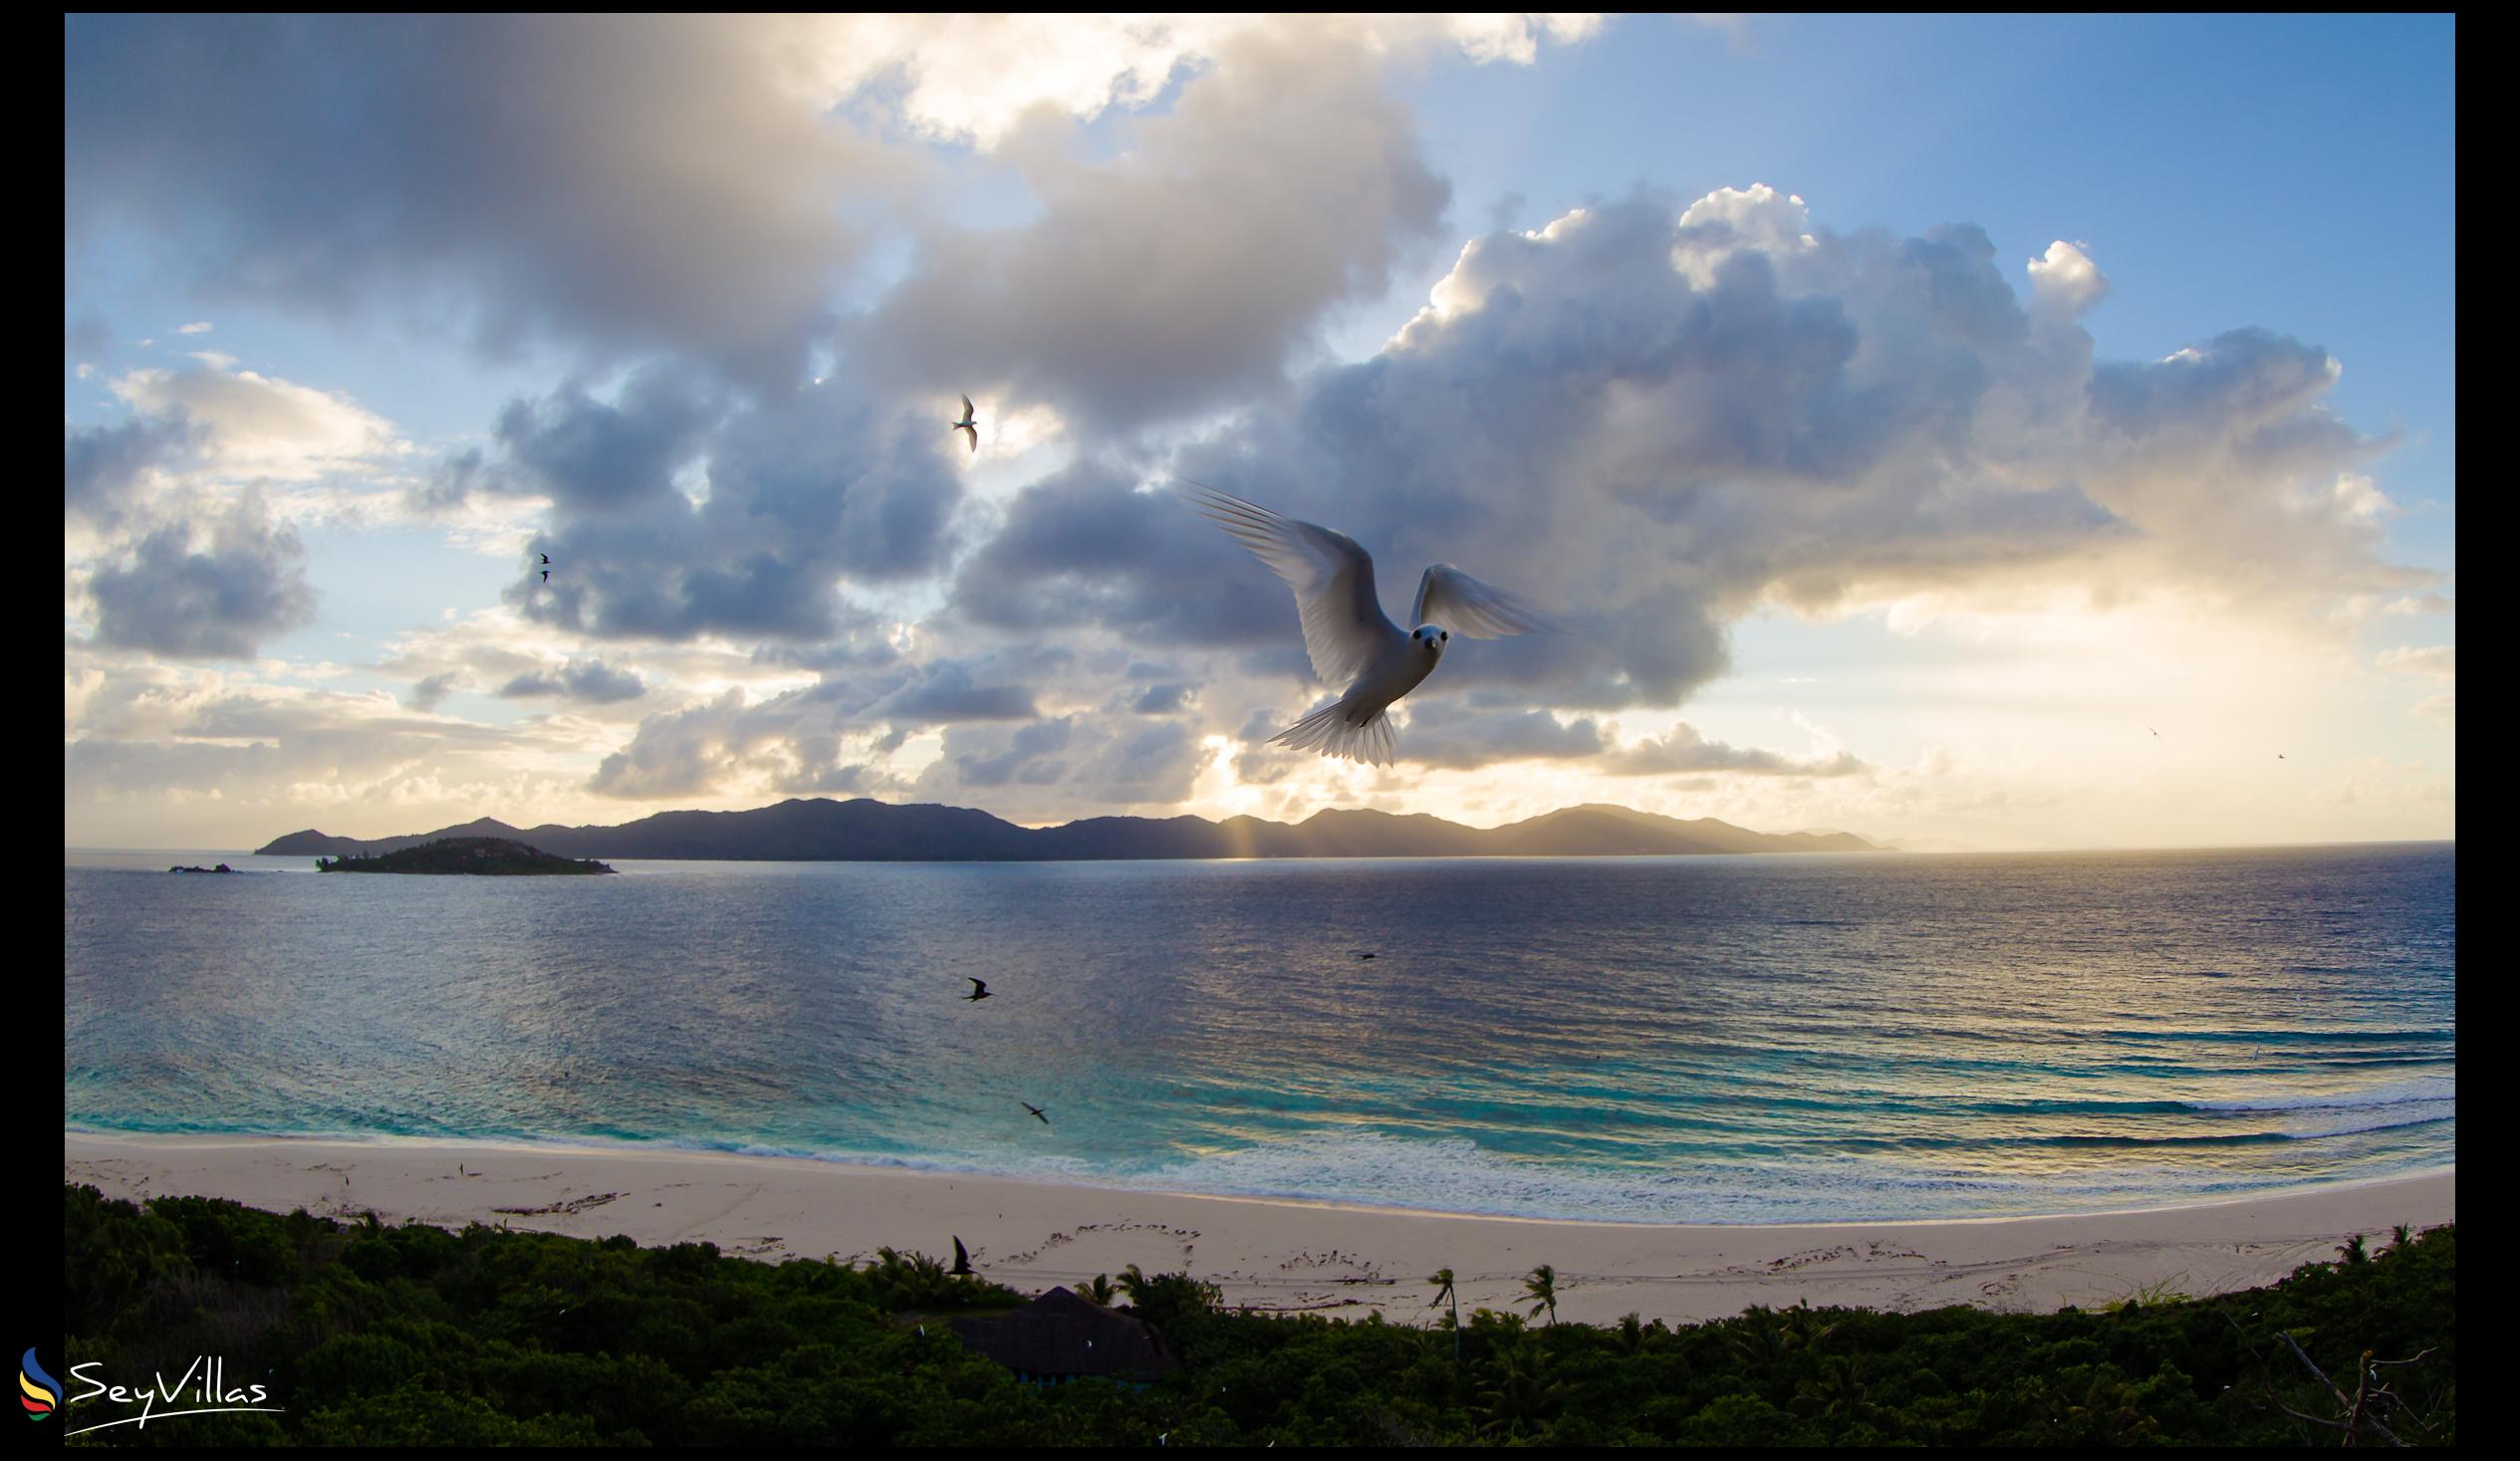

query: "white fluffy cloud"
(105, 361), (403, 482)
(763, 14), (1601, 148)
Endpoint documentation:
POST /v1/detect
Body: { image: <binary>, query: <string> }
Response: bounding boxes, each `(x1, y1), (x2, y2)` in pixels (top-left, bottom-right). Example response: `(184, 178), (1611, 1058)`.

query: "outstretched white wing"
(1411, 564), (1557, 638)
(1177, 480), (1401, 689)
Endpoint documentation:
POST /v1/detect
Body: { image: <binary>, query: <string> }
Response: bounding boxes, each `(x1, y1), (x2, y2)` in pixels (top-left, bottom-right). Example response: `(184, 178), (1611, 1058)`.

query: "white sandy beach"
(65, 1132), (2451, 1329)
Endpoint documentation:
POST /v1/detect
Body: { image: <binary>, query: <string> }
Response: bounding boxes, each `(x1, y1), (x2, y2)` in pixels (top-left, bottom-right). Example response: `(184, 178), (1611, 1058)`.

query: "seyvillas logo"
(61, 1354), (282, 1437)
(19, 1348), (60, 1419)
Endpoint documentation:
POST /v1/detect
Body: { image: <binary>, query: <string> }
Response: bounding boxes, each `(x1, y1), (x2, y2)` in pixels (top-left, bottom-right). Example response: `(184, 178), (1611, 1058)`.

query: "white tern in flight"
(1178, 479), (1556, 766)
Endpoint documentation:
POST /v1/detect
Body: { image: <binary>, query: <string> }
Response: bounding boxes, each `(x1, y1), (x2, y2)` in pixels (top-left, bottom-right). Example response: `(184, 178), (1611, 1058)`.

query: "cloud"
(491, 364), (720, 513)
(2375, 644), (2453, 681)
(1395, 701), (1604, 769)
(913, 715), (1208, 808)
(66, 14), (896, 386)
(867, 658), (1042, 724)
(174, 321), (212, 335)
(935, 718), (1076, 790)
(2026, 239), (2108, 318)
(1597, 720), (1869, 777)
(66, 413), (201, 529)
(497, 659), (648, 704)
(407, 671), (461, 710)
(104, 359), (401, 482)
(859, 32), (1450, 433)
(587, 689), (759, 799)
(1132, 681), (1197, 714)
(501, 380), (963, 642)
(85, 494), (318, 658)
(964, 185), (2424, 755)
(767, 14), (1599, 149)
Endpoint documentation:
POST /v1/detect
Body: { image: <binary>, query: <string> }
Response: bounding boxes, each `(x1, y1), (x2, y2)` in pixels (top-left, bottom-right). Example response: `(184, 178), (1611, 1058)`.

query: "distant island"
(168, 862), (236, 873)
(263, 799), (1883, 863)
(316, 837), (617, 876)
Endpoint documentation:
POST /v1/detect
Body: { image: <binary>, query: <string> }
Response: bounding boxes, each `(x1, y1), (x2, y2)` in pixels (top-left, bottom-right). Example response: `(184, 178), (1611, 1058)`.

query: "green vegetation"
(316, 837), (615, 876)
(62, 1184), (2453, 1446)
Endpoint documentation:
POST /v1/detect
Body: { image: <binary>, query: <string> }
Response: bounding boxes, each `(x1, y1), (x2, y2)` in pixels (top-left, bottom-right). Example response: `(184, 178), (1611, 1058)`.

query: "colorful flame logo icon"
(19, 1348), (60, 1420)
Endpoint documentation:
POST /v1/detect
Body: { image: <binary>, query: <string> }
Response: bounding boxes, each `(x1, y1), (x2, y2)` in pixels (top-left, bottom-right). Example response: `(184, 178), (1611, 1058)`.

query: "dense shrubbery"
(61, 1184), (2453, 1446)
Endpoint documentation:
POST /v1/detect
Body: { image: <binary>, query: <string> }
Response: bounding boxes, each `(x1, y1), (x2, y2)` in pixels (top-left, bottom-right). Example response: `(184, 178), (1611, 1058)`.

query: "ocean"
(64, 843), (2454, 1224)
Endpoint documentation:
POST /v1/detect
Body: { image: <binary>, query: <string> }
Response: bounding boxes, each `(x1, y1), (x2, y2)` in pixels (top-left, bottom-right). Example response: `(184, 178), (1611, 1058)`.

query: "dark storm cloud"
(496, 659), (648, 704)
(65, 14), (886, 386)
(860, 32), (1449, 433)
(86, 496), (317, 658)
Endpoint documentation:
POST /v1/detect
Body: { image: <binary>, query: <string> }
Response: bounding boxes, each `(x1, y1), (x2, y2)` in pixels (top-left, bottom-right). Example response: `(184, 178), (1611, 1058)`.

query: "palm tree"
(1427, 1268), (1461, 1361)
(1616, 1312), (1645, 1355)
(1475, 1341), (1565, 1438)
(1523, 1264), (1559, 1327)
(1078, 1272), (1117, 1306)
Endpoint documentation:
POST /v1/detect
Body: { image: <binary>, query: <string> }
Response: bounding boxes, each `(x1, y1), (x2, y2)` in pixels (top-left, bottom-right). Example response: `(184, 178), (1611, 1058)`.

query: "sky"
(64, 14), (2456, 852)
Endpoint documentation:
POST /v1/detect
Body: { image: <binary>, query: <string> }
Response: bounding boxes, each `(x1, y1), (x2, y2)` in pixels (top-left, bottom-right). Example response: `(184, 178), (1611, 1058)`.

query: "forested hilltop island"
(62, 1185), (2451, 1445)
(263, 797), (1884, 863)
(316, 837), (616, 876)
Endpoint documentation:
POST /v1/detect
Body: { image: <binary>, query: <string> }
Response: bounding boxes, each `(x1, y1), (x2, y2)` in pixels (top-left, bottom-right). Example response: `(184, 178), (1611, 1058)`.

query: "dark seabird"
(951, 1235), (973, 1275)
(541, 570), (550, 583)
(964, 977), (992, 1002)
(1356, 951), (1377, 960)
(1022, 1101), (1050, 1125)
(539, 553), (550, 565)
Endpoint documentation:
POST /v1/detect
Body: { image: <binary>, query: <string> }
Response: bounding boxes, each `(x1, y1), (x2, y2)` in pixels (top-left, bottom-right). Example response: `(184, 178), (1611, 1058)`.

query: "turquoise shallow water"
(65, 844), (2454, 1223)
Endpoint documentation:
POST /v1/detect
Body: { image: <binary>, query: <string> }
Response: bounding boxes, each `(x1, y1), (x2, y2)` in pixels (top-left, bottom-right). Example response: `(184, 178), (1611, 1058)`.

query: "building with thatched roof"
(948, 1287), (1179, 1385)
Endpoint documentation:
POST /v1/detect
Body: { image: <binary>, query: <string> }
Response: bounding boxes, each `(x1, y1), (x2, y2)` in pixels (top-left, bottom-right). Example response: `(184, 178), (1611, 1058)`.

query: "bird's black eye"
(1439, 630), (1448, 640)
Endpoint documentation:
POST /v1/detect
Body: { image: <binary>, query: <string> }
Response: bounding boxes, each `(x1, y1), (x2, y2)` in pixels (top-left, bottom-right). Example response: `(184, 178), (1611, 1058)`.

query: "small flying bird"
(1356, 951), (1378, 960)
(2278, 753), (2286, 759)
(541, 570), (550, 583)
(2147, 727), (2158, 737)
(1022, 1101), (1050, 1125)
(951, 394), (979, 454)
(1179, 479), (1558, 765)
(951, 1235), (973, 1275)
(964, 977), (993, 1003)
(539, 553), (550, 566)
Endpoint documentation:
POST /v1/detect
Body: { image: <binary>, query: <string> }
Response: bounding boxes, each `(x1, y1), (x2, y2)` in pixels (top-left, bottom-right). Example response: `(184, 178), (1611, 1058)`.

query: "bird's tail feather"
(1272, 701), (1396, 767)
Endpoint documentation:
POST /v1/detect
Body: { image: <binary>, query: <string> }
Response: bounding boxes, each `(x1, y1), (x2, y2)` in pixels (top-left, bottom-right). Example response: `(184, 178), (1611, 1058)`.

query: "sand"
(64, 1132), (2452, 1328)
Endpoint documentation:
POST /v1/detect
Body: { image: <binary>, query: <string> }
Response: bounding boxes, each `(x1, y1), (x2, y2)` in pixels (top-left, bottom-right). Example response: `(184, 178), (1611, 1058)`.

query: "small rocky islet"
(316, 837), (615, 876)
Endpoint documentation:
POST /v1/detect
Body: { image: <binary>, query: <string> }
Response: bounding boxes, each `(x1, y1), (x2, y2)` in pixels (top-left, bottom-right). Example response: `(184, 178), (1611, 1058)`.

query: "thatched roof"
(949, 1287), (1178, 1381)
